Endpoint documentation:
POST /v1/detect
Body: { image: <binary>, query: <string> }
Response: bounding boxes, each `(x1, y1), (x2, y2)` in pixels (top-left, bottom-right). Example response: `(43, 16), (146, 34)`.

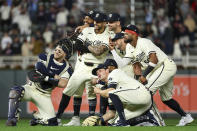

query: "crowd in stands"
(142, 0), (197, 58)
(0, 0), (197, 58)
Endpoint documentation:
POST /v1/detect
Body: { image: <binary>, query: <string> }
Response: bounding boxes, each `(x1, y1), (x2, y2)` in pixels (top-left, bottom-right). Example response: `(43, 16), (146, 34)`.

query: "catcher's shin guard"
(7, 86), (25, 122)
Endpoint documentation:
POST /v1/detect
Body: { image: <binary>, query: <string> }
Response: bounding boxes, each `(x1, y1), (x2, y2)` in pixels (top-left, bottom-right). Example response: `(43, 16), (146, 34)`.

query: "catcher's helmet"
(56, 38), (73, 59)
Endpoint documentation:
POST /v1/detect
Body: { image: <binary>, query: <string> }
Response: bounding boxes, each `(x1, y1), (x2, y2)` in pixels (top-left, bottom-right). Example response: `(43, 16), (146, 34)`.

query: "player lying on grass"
(6, 39), (73, 126)
(82, 59), (160, 126)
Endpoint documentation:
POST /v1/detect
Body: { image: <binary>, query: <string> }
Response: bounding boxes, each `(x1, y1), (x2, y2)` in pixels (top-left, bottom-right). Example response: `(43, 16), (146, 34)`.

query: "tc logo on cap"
(109, 14), (112, 18)
(89, 11), (93, 14)
(96, 13), (99, 18)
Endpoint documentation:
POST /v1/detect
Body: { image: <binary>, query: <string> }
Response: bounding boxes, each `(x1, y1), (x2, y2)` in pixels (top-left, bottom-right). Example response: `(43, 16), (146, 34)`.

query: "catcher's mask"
(56, 38), (73, 59)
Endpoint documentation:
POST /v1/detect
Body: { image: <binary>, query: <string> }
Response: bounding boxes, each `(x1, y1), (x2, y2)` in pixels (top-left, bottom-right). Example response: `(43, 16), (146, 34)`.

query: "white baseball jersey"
(124, 43), (135, 59)
(119, 42), (165, 125)
(131, 37), (177, 101)
(64, 26), (111, 97)
(77, 27), (110, 64)
(108, 69), (152, 119)
(132, 37), (168, 69)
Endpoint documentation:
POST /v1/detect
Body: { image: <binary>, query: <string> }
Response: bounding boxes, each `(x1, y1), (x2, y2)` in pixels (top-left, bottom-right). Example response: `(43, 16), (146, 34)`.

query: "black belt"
(84, 62), (94, 66)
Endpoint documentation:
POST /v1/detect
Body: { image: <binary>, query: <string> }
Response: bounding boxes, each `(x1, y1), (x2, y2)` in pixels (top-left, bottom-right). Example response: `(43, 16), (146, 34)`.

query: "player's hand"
(109, 38), (115, 51)
(91, 78), (99, 85)
(76, 25), (87, 33)
(139, 76), (148, 85)
(54, 74), (60, 79)
(93, 87), (101, 94)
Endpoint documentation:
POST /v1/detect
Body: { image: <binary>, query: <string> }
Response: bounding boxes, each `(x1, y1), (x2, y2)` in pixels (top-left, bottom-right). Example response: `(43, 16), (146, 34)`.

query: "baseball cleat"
(57, 118), (62, 126)
(112, 120), (130, 127)
(176, 113), (194, 126)
(63, 116), (80, 126)
(6, 118), (17, 126)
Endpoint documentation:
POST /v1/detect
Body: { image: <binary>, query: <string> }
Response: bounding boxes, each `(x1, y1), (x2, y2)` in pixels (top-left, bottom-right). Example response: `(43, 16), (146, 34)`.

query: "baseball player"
(75, 10), (96, 33)
(82, 59), (160, 126)
(107, 13), (126, 57)
(110, 32), (134, 77)
(107, 13), (122, 34)
(90, 13), (127, 116)
(6, 38), (73, 126)
(56, 12), (111, 126)
(109, 32), (165, 126)
(62, 10), (99, 126)
(123, 24), (194, 126)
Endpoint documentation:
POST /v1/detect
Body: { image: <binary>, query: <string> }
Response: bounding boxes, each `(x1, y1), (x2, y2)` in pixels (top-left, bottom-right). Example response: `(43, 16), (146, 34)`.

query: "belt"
(84, 62), (94, 66)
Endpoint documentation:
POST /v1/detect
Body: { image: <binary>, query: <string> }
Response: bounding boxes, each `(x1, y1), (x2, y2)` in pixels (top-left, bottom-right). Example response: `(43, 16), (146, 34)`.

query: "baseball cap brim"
(92, 64), (106, 76)
(112, 33), (124, 41)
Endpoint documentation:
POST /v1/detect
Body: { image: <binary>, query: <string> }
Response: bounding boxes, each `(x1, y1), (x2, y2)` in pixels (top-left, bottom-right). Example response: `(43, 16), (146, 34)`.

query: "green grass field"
(0, 118), (197, 131)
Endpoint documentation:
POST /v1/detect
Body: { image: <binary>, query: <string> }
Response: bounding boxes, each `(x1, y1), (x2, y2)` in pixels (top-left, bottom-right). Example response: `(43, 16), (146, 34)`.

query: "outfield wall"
(0, 70), (197, 118)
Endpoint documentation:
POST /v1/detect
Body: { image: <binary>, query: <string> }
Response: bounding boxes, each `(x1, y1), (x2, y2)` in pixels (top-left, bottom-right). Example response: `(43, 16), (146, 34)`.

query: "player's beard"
(95, 26), (105, 34)
(124, 37), (133, 43)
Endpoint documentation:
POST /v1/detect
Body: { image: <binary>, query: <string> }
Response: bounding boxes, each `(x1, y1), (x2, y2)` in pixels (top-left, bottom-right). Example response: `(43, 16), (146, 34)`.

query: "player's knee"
(9, 86), (25, 100)
(162, 98), (172, 104)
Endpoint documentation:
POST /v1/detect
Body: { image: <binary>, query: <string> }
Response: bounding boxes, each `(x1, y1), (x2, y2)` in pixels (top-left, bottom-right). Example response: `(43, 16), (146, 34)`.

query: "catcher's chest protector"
(46, 54), (69, 76)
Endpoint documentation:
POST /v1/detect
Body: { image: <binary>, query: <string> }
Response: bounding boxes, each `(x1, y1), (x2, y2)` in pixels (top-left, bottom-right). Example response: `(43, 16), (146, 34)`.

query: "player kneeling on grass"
(82, 59), (160, 126)
(6, 38), (73, 126)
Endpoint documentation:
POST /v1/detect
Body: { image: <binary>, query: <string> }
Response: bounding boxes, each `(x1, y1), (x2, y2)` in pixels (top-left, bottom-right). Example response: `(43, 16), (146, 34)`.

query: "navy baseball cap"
(85, 10), (97, 19)
(123, 24), (139, 35)
(107, 13), (120, 22)
(112, 33), (124, 41)
(94, 12), (107, 22)
(92, 59), (118, 75)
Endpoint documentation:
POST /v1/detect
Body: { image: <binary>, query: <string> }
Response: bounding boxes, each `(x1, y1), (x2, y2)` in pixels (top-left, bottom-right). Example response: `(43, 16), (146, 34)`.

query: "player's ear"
(108, 66), (116, 73)
(117, 21), (120, 25)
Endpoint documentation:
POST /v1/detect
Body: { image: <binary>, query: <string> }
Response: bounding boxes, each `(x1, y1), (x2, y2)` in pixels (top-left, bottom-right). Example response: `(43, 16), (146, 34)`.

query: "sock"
(73, 97), (82, 116)
(88, 98), (97, 116)
(100, 96), (108, 115)
(163, 99), (186, 116)
(109, 93), (127, 123)
(56, 94), (71, 118)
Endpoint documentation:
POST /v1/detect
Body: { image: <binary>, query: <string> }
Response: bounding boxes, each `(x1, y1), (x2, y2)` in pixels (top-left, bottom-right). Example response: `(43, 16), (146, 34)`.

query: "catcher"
(82, 59), (160, 126)
(6, 38), (74, 126)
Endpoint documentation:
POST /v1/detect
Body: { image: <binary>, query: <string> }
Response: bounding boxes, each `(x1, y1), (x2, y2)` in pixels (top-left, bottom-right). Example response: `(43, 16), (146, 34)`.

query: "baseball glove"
(27, 70), (45, 83)
(82, 116), (101, 126)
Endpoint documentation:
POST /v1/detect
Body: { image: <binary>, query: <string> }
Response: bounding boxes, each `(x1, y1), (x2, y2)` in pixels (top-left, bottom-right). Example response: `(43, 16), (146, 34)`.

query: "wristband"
(134, 75), (141, 80)
(143, 65), (154, 77)
(148, 62), (156, 67)
(44, 76), (59, 86)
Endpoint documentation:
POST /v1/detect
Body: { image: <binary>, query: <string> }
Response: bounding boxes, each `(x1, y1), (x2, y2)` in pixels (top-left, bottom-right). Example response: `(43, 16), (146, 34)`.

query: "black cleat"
(30, 118), (39, 126)
(6, 118), (17, 126)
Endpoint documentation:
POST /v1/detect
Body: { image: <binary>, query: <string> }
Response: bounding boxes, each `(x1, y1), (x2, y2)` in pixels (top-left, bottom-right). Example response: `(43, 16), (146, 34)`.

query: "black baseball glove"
(27, 70), (46, 83)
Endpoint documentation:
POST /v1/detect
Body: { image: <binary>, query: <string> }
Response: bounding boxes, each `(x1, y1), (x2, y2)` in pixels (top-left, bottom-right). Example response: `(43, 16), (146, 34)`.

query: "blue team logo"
(136, 52), (145, 62)
(95, 13), (99, 18)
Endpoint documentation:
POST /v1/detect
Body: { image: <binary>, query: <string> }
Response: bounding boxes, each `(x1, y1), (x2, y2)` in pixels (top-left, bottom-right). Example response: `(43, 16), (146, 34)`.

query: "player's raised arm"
(87, 44), (108, 56)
